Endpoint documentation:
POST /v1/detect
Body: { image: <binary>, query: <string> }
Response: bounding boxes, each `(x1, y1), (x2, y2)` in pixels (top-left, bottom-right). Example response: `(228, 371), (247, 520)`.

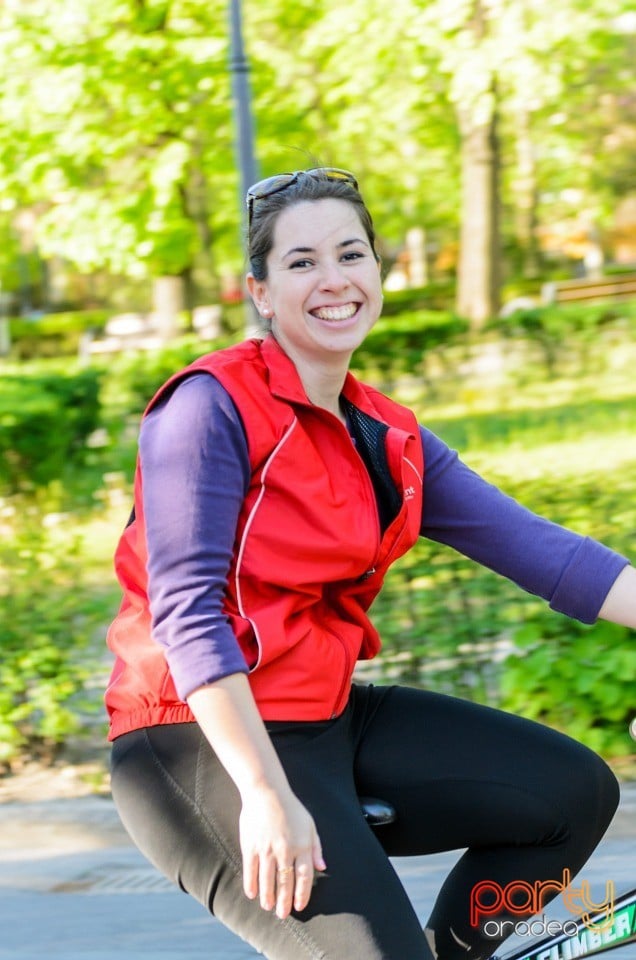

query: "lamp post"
(228, 0), (258, 211)
(228, 0), (260, 334)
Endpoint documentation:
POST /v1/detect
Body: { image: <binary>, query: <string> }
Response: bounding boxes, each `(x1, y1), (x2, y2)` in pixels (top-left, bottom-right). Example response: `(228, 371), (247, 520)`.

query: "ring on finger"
(277, 866), (294, 877)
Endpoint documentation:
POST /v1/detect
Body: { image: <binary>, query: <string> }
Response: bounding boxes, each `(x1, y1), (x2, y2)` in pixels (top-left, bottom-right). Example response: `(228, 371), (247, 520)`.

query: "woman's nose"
(319, 260), (349, 290)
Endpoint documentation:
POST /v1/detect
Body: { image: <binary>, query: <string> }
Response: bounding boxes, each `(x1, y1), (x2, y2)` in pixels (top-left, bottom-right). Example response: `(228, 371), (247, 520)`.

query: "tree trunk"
(0, 285), (11, 356)
(0, 319), (10, 357)
(514, 108), (540, 278)
(406, 227), (428, 287)
(183, 158), (220, 304)
(152, 274), (185, 340)
(456, 103), (500, 328)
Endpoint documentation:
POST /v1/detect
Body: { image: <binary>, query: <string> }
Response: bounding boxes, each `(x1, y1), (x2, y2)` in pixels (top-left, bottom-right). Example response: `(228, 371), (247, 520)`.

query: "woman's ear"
(246, 273), (272, 318)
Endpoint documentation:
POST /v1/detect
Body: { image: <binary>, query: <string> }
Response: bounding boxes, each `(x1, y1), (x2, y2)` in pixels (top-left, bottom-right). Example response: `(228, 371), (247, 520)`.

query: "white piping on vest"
(404, 455), (422, 485)
(234, 416), (299, 671)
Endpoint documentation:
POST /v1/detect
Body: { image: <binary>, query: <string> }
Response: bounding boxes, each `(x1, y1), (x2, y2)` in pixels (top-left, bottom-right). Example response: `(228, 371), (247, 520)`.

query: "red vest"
(105, 335), (424, 738)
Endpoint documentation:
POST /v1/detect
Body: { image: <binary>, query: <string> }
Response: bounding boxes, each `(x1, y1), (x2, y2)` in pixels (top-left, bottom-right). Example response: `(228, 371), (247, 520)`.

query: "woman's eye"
(342, 251), (364, 262)
(289, 259), (313, 269)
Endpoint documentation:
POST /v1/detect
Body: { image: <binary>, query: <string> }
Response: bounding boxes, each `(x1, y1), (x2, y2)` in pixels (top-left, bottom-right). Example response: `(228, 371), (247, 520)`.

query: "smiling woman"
(246, 198), (383, 419)
(105, 168), (634, 960)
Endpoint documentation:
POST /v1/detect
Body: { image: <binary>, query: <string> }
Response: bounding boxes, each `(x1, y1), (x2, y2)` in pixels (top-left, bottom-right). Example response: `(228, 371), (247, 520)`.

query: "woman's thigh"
(110, 719), (434, 960)
(351, 684), (619, 960)
(351, 684), (618, 859)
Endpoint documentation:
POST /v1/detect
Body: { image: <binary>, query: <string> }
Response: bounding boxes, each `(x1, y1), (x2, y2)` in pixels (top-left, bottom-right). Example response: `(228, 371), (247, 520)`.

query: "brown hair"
(248, 171), (379, 282)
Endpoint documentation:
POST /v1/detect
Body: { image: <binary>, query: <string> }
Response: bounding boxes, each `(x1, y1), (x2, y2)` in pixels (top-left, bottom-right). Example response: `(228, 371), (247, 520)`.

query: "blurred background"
(0, 0), (635, 789)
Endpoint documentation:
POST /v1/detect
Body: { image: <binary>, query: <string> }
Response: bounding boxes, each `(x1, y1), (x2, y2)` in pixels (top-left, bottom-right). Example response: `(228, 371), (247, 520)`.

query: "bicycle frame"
(502, 888), (636, 960)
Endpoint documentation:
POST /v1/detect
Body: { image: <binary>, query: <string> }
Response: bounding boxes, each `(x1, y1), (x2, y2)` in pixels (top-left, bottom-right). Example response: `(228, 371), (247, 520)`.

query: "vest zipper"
(334, 417), (382, 568)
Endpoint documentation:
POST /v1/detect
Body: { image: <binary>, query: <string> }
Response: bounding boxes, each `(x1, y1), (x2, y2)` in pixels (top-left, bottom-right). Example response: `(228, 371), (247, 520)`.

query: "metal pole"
(228, 0), (260, 334)
(228, 0), (259, 198)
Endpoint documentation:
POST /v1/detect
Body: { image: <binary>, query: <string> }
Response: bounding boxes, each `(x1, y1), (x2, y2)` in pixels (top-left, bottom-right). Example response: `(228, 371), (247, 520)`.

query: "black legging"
(110, 684), (619, 960)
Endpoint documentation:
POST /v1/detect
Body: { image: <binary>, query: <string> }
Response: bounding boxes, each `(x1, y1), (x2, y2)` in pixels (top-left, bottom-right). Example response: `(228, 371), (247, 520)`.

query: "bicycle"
(360, 797), (636, 960)
(499, 888), (636, 960)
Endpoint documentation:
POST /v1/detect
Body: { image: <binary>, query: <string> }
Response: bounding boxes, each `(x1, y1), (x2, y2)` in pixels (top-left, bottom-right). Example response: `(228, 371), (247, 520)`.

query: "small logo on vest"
(404, 485), (416, 500)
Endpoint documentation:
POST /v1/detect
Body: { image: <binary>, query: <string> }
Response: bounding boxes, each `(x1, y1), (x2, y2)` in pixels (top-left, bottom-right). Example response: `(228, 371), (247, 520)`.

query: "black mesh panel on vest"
(342, 400), (402, 534)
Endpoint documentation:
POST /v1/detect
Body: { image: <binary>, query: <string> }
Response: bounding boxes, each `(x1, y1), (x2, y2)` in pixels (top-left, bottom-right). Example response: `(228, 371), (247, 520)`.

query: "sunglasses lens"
(247, 174), (296, 202)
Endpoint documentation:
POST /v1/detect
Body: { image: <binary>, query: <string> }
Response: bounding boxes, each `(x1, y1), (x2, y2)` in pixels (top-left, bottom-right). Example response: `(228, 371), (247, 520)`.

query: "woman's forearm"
(187, 672), (292, 800)
(187, 672), (325, 918)
(598, 565), (636, 629)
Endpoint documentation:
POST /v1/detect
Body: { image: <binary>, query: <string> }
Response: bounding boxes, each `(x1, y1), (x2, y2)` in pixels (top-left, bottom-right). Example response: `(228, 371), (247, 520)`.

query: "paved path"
(1, 782), (634, 960)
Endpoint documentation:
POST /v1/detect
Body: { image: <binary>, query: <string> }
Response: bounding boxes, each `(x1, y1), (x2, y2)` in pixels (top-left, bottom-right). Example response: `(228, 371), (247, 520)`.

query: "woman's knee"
(544, 732), (620, 851)
(577, 744), (620, 839)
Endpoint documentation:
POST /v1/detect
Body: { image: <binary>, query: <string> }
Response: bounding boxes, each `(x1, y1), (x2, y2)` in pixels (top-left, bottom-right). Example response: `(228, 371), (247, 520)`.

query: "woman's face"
(247, 198), (383, 367)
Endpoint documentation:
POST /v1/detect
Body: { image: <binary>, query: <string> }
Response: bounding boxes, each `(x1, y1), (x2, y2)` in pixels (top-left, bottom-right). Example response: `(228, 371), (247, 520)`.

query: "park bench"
(541, 271), (636, 305)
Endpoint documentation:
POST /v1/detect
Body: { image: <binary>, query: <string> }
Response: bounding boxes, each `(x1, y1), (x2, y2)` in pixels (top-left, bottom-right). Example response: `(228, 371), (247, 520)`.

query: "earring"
(261, 306), (272, 318)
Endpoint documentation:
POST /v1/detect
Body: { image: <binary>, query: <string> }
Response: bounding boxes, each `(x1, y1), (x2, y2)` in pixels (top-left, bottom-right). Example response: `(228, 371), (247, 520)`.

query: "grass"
(380, 335), (636, 528)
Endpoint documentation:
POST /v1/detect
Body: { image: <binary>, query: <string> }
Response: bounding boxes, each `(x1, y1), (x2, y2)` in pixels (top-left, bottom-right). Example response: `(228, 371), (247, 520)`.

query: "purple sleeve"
(419, 426), (629, 623)
(139, 373), (251, 701)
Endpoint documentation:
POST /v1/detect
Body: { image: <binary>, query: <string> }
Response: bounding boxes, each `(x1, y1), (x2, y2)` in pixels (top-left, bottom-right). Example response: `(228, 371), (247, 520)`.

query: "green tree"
(247, 0), (636, 325)
(244, 0), (460, 268)
(0, 0), (237, 330)
(407, 0), (636, 324)
(1, 0), (635, 330)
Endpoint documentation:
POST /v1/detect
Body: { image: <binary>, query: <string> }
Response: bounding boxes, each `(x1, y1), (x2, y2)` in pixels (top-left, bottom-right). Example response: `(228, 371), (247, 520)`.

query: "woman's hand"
(240, 785), (326, 919)
(187, 674), (327, 920)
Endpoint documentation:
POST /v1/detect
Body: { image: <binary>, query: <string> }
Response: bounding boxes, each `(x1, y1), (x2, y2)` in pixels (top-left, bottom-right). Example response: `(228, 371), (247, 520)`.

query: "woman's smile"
(309, 301), (361, 324)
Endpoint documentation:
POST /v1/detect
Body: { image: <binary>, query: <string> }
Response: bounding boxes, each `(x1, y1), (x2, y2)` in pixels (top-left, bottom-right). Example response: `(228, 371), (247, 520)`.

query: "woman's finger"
(259, 854), (276, 912)
(243, 850), (258, 901)
(292, 858), (315, 914)
(313, 834), (327, 873)
(275, 864), (296, 919)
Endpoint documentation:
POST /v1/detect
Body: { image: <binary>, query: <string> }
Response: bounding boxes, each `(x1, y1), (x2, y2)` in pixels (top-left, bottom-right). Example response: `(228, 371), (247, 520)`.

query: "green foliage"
(0, 0), (635, 322)
(9, 310), (112, 358)
(0, 215), (23, 291)
(369, 445), (636, 760)
(352, 309), (469, 382)
(0, 0), (233, 280)
(491, 301), (636, 375)
(101, 331), (239, 415)
(368, 537), (517, 700)
(381, 282), (456, 316)
(500, 618), (635, 758)
(499, 300), (635, 338)
(0, 368), (102, 493)
(0, 519), (108, 765)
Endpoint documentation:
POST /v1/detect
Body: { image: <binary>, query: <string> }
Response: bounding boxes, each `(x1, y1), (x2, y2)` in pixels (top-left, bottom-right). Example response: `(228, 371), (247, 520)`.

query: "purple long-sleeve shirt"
(139, 373), (629, 702)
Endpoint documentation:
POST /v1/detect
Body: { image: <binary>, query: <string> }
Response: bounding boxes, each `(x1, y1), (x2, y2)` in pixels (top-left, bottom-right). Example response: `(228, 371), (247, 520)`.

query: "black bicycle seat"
(359, 796), (396, 826)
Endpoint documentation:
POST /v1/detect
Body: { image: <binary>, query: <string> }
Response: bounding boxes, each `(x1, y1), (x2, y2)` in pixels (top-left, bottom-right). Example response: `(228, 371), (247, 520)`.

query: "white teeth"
(313, 303), (357, 321)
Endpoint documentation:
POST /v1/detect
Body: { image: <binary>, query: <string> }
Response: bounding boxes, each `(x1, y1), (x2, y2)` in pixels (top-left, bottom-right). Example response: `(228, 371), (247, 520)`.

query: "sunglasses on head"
(246, 167), (359, 226)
